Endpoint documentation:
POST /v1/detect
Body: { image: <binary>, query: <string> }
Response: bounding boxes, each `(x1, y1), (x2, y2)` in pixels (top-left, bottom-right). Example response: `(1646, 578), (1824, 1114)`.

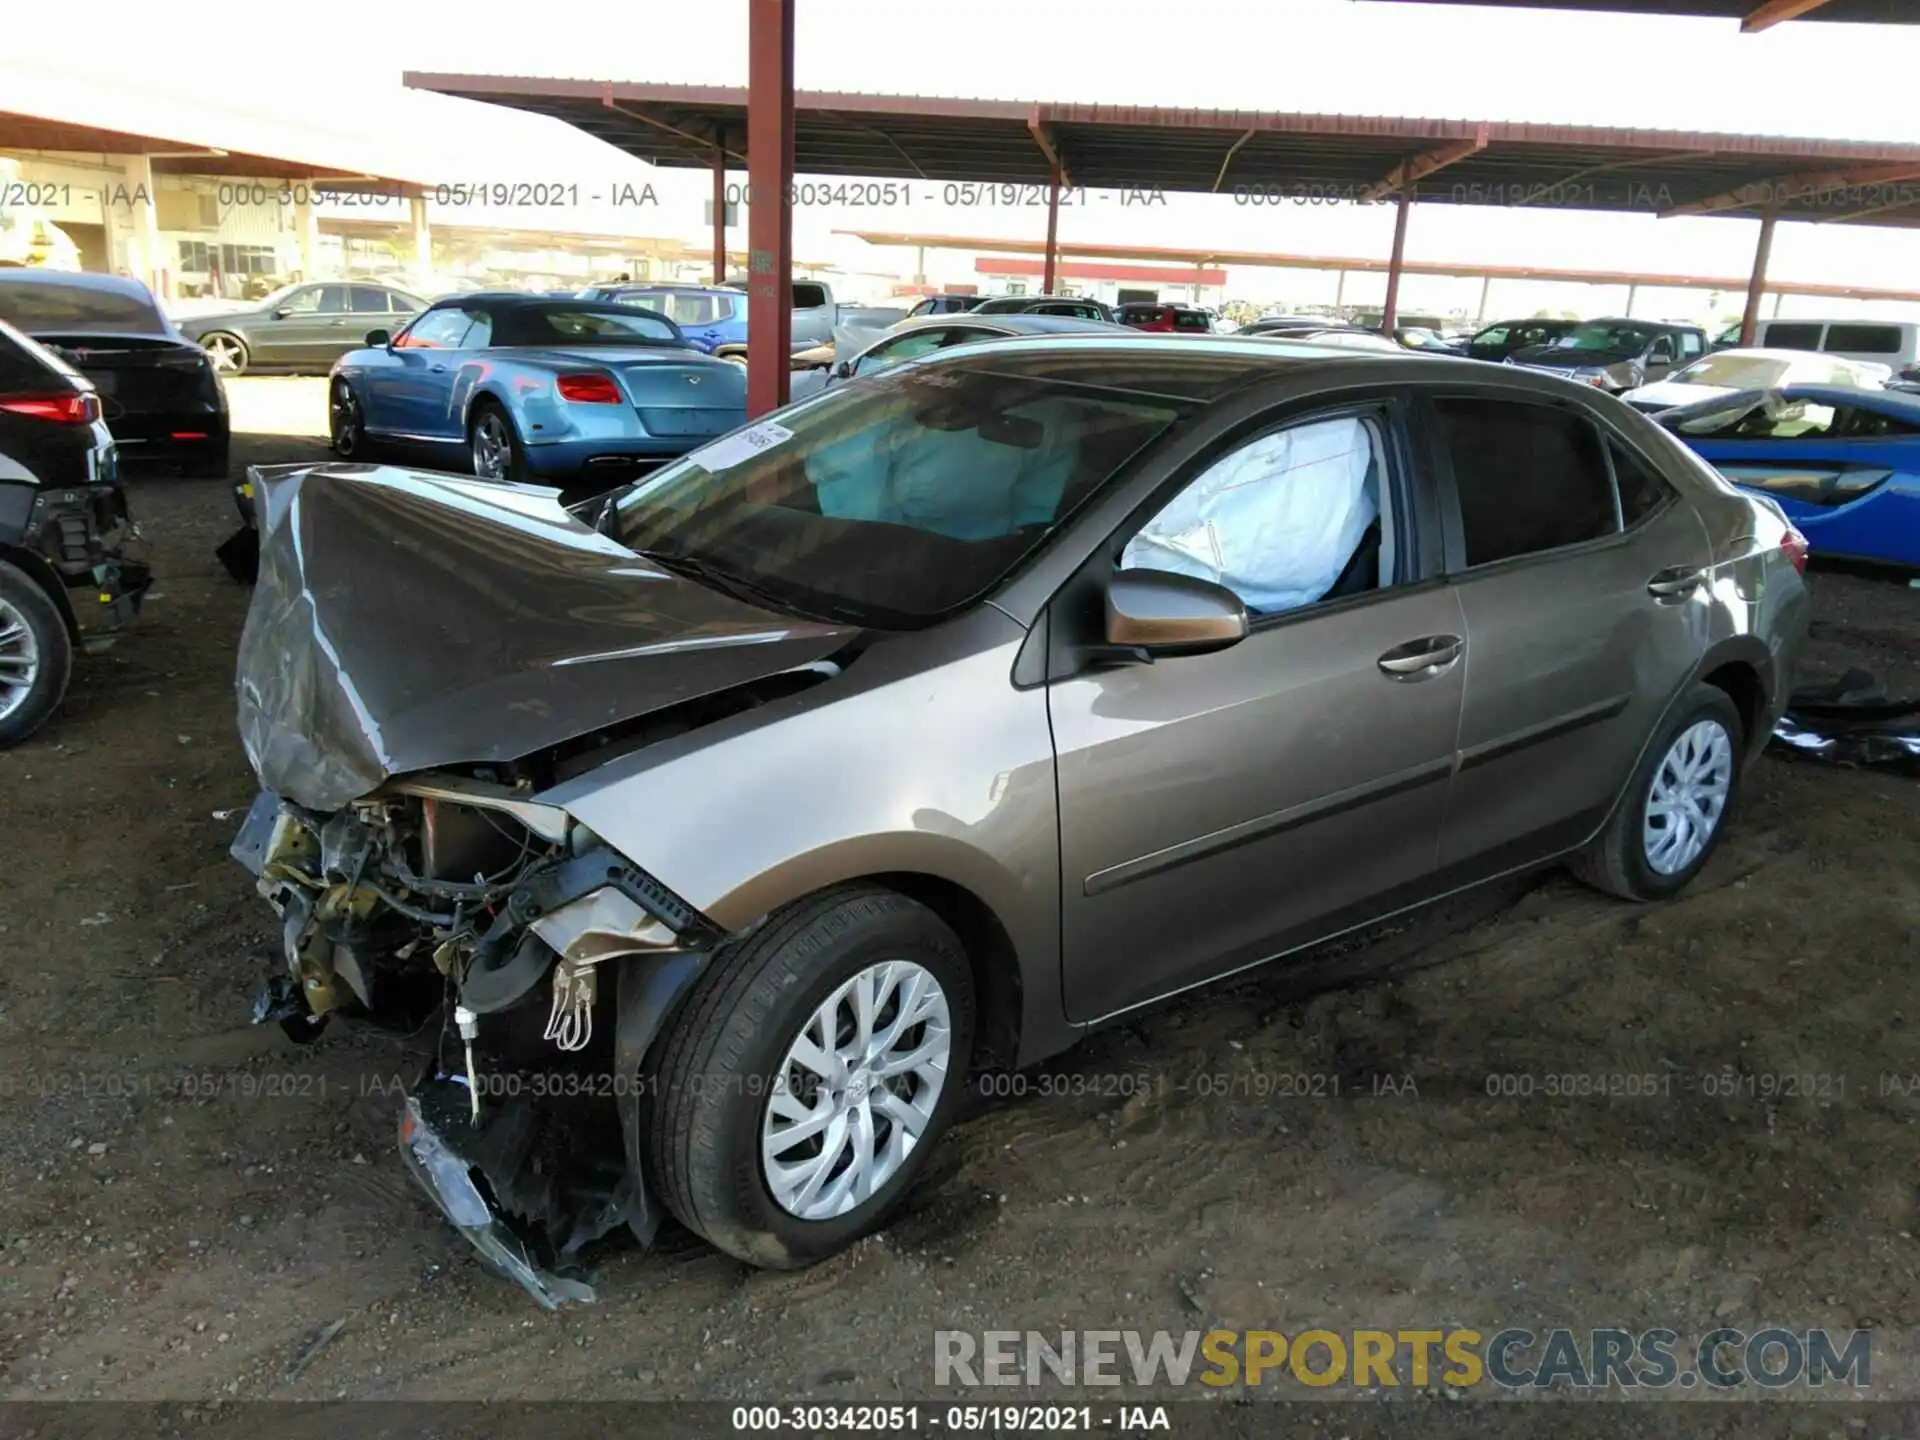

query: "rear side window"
(1824, 324), (1903, 355)
(1432, 397), (1618, 567)
(1761, 322), (1822, 351)
(791, 283), (831, 309)
(1173, 311), (1211, 332)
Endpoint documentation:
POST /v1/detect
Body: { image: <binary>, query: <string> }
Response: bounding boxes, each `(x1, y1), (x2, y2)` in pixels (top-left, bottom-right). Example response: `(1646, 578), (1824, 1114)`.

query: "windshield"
(607, 361), (1186, 628)
(250, 282), (304, 311)
(0, 281), (165, 335)
(1550, 323), (1653, 354)
(494, 306), (681, 346)
(1667, 354), (1791, 389)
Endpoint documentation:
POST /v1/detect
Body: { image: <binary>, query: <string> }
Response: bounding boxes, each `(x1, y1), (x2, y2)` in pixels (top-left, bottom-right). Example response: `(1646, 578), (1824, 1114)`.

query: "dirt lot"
(3, 381), (1919, 1412)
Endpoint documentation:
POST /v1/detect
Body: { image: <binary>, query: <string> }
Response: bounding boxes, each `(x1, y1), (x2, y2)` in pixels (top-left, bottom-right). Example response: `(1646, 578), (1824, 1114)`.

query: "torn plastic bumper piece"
(1770, 668), (1920, 778)
(398, 1093), (595, 1310)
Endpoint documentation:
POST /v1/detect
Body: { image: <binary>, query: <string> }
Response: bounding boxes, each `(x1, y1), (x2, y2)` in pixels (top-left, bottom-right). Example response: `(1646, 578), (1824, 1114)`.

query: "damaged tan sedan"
(232, 335), (1809, 1304)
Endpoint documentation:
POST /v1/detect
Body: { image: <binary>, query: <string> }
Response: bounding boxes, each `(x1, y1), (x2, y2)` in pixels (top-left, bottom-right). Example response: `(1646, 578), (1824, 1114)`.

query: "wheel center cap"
(844, 1070), (872, 1106)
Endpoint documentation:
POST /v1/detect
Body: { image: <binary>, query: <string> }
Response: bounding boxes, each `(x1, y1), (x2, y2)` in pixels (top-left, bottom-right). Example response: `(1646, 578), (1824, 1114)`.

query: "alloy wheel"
(202, 334), (245, 374)
(330, 387), (361, 455)
(761, 959), (953, 1222)
(1643, 718), (1734, 876)
(471, 412), (511, 479)
(0, 594), (42, 724)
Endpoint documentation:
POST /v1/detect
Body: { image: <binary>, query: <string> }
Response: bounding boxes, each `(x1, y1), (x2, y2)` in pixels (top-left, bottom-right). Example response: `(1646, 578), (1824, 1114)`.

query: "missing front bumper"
(398, 1089), (597, 1309)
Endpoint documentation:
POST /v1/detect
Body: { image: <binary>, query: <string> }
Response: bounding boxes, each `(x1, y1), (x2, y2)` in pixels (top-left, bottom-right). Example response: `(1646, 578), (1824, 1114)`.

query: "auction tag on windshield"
(693, 419), (793, 472)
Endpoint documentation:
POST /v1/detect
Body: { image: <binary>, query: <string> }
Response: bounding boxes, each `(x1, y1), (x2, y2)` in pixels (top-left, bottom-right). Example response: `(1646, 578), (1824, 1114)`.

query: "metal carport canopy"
(404, 75), (1920, 226)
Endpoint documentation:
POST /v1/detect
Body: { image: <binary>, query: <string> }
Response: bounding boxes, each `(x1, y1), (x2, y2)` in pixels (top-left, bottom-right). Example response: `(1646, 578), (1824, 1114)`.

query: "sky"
(15, 0), (1920, 319)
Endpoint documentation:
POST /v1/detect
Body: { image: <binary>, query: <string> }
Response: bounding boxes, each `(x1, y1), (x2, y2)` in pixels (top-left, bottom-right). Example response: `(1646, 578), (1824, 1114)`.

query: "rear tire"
(0, 561), (75, 748)
(644, 885), (975, 1268)
(1570, 683), (1743, 902)
(468, 400), (526, 482)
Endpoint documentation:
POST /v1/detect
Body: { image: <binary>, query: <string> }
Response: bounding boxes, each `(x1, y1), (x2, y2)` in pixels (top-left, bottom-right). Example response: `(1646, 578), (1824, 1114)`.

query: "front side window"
(1433, 397), (1618, 567)
(1472, 326), (1510, 350)
(1173, 310), (1211, 332)
(1666, 392), (1838, 440)
(854, 328), (955, 375)
(608, 361), (1185, 627)
(1679, 331), (1704, 358)
(1121, 413), (1386, 616)
(395, 308), (474, 349)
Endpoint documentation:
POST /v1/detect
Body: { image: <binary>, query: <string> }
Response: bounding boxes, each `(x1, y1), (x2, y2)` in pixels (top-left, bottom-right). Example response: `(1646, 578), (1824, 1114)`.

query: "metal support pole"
(1624, 282), (1638, 318)
(1740, 208), (1777, 347)
(1042, 159), (1061, 295)
(746, 0), (795, 416)
(711, 134), (728, 286)
(1334, 269), (1347, 313)
(1381, 191), (1411, 331)
(1476, 274), (1491, 326)
(408, 194), (432, 291)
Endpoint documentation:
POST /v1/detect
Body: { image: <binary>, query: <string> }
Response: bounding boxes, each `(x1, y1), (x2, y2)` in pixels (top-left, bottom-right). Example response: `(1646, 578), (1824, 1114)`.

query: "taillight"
(1781, 526), (1809, 575)
(0, 392), (100, 424)
(556, 372), (622, 404)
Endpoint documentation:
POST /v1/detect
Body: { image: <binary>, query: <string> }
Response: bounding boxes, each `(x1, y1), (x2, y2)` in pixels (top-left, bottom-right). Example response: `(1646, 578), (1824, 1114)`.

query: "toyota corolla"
(229, 335), (1809, 1303)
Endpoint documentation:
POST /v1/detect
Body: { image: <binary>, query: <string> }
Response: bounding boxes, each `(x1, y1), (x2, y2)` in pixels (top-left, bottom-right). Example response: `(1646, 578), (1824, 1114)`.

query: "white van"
(1710, 317), (1920, 371)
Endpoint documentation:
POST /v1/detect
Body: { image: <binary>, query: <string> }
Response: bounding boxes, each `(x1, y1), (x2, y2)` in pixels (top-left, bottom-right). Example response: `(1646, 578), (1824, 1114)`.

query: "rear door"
(1052, 393), (1467, 1022)
(1421, 391), (1711, 875)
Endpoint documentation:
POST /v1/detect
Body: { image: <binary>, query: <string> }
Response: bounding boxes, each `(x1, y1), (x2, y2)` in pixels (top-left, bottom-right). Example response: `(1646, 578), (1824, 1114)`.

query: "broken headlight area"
(229, 775), (723, 1305)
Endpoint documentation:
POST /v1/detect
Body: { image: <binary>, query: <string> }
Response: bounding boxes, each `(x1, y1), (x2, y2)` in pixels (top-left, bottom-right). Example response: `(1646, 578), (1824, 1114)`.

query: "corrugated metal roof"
(404, 74), (1920, 228)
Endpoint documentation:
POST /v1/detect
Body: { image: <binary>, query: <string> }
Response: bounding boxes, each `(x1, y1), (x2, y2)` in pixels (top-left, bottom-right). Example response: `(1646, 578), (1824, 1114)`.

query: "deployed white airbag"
(1121, 415), (1377, 613)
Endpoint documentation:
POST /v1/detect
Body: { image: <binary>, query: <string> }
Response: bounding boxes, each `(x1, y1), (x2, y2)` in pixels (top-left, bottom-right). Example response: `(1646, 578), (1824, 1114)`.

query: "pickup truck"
(578, 281), (906, 364)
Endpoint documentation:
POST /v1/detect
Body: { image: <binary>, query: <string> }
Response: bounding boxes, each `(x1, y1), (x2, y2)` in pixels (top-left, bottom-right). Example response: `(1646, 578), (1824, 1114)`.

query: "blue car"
(577, 283), (749, 362)
(1656, 383), (1920, 570)
(327, 294), (746, 489)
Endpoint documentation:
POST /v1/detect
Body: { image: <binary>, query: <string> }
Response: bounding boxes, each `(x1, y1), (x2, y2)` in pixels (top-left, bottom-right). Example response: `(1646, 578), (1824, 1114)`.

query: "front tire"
(200, 332), (248, 376)
(1571, 683), (1743, 901)
(0, 561), (75, 747)
(644, 886), (975, 1268)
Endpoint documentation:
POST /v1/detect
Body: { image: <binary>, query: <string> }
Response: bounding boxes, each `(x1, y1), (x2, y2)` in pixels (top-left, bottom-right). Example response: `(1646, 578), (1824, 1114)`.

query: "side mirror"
(1100, 569), (1248, 661)
(365, 329), (392, 347)
(833, 359), (855, 380)
(272, 307), (292, 320)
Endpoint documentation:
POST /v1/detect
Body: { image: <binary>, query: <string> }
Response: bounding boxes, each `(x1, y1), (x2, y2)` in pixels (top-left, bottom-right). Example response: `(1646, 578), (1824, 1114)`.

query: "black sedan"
(0, 271), (229, 477)
(1463, 317), (1581, 362)
(176, 281), (425, 376)
(0, 318), (149, 744)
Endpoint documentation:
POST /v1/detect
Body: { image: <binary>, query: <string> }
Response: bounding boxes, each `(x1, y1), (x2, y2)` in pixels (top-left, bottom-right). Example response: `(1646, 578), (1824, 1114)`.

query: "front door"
(1051, 403), (1465, 1023)
(1423, 393), (1712, 874)
(264, 284), (351, 368)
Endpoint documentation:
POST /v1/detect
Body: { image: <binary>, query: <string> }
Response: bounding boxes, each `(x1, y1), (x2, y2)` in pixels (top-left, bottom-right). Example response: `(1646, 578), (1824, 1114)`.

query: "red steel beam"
(841, 229), (1920, 303)
(1381, 192), (1412, 331)
(746, 0), (794, 417)
(1042, 159), (1062, 295)
(1740, 209), (1778, 346)
(1359, 127), (1489, 205)
(711, 133), (728, 285)
(1743, 0), (1835, 31)
(1663, 160), (1920, 218)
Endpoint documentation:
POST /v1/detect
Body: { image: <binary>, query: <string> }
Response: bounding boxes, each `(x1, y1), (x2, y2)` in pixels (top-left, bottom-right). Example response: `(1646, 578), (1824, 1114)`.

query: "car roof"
(0, 269), (157, 302)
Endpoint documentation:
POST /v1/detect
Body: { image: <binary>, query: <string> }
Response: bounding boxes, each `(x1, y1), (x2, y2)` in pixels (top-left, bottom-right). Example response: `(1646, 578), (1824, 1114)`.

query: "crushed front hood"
(236, 463), (856, 811)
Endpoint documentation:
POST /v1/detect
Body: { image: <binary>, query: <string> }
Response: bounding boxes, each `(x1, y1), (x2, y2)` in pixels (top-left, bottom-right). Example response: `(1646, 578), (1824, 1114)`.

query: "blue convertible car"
(1656, 383), (1920, 570)
(327, 295), (746, 488)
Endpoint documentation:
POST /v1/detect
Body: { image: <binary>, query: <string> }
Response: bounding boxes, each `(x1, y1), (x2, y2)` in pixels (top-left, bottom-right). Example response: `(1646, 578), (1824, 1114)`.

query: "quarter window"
(1433, 397), (1618, 566)
(1608, 441), (1673, 527)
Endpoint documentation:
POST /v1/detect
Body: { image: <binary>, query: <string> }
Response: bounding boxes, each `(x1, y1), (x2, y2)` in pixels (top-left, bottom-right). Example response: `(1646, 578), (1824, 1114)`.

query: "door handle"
(1646, 567), (1704, 602)
(430, 364), (448, 373)
(1377, 634), (1463, 680)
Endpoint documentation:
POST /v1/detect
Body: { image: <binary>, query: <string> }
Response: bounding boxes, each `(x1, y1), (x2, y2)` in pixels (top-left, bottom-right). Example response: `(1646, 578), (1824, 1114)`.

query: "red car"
(1115, 302), (1214, 334)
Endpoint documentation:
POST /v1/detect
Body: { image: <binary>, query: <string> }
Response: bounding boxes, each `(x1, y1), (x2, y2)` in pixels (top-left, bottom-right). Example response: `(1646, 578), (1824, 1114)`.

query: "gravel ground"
(2, 388), (1917, 1419)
